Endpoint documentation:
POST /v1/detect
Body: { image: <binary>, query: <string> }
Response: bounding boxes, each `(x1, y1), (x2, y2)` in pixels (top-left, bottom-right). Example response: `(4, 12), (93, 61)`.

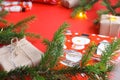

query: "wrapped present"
(99, 14), (120, 37)
(0, 1), (32, 12)
(0, 38), (43, 72)
(61, 0), (80, 8)
(109, 62), (120, 80)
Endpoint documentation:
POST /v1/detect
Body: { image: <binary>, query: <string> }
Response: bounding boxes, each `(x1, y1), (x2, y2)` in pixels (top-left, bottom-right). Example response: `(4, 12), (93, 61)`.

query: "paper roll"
(61, 0), (80, 8)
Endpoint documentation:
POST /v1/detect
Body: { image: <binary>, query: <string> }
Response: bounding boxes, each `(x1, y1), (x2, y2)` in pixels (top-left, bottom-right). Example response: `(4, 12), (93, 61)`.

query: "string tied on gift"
(38, 68), (50, 74)
(9, 37), (34, 68)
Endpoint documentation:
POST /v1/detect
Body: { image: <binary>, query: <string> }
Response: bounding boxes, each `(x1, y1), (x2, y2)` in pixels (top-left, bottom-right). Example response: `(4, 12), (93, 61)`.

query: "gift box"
(0, 38), (43, 72)
(61, 0), (80, 8)
(0, 1), (32, 12)
(110, 62), (120, 80)
(99, 14), (120, 37)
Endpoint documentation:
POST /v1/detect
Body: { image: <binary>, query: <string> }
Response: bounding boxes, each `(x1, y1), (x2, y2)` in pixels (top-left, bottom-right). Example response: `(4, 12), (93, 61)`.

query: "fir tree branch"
(39, 23), (69, 70)
(112, 0), (120, 9)
(0, 0), (3, 3)
(71, 0), (98, 18)
(102, 0), (116, 15)
(0, 15), (38, 44)
(0, 11), (8, 18)
(100, 39), (120, 64)
(0, 18), (7, 24)
(25, 32), (40, 38)
(0, 11), (8, 24)
(71, 7), (83, 18)
(83, 39), (120, 80)
(95, 0), (120, 24)
(84, 0), (98, 10)
(81, 42), (97, 67)
(13, 15), (35, 29)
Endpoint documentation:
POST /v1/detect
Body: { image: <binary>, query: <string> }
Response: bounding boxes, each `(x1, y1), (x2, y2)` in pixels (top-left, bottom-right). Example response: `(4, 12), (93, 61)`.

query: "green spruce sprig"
(71, 0), (98, 17)
(100, 0), (120, 16)
(81, 42), (97, 67)
(95, 0), (120, 24)
(0, 22), (120, 80)
(13, 15), (35, 29)
(0, 11), (8, 24)
(0, 15), (38, 44)
(83, 39), (120, 80)
(39, 23), (69, 70)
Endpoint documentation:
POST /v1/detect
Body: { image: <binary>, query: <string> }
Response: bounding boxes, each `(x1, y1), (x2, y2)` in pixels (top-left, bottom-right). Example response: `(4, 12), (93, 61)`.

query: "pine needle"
(39, 22), (69, 70)
(13, 15), (36, 29)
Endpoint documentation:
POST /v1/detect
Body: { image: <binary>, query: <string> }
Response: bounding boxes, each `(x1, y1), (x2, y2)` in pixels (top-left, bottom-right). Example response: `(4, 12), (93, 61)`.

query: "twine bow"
(9, 37), (34, 68)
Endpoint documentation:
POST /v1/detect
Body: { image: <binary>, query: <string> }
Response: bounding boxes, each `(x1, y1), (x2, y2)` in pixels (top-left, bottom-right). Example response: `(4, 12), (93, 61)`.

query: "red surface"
(3, 1), (120, 80)
(4, 1), (107, 52)
(54, 32), (116, 80)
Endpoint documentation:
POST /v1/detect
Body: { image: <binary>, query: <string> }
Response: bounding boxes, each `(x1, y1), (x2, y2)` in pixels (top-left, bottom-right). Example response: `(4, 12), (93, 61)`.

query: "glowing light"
(77, 11), (87, 19)
(109, 15), (117, 21)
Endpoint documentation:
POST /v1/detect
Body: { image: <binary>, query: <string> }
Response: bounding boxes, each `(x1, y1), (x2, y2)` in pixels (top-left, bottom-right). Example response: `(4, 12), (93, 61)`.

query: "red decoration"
(0, 1), (32, 12)
(32, 0), (59, 4)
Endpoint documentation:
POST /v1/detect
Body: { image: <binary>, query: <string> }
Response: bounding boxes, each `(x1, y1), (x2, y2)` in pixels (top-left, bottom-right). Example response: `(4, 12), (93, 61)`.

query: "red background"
(4, 0), (120, 52)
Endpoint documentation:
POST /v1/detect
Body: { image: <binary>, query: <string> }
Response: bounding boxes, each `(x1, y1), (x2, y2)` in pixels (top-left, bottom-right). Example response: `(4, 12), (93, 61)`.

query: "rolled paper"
(61, 0), (80, 8)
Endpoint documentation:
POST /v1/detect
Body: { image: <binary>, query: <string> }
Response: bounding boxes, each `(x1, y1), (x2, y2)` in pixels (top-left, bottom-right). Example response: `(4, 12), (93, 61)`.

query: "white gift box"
(99, 14), (120, 37)
(110, 62), (120, 80)
(61, 0), (80, 8)
(0, 38), (43, 72)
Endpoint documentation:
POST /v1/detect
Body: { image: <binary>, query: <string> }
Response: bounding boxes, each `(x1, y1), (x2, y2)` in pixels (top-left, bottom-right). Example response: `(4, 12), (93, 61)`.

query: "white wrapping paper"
(110, 62), (120, 80)
(0, 38), (43, 72)
(61, 0), (80, 8)
(99, 14), (120, 37)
